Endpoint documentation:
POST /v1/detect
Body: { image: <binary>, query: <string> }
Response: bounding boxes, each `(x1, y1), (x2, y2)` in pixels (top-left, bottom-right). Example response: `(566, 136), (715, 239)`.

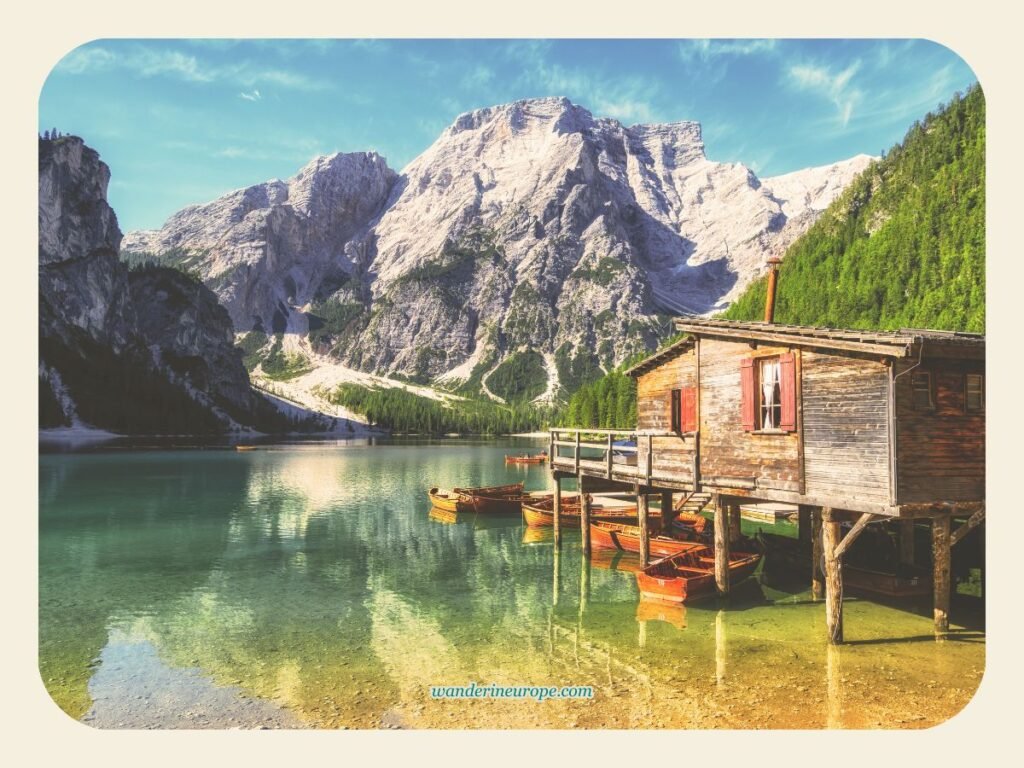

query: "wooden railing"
(548, 428), (700, 488)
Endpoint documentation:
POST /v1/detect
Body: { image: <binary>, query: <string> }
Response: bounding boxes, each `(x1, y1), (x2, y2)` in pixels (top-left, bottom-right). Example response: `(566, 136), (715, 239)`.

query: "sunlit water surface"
(39, 439), (983, 729)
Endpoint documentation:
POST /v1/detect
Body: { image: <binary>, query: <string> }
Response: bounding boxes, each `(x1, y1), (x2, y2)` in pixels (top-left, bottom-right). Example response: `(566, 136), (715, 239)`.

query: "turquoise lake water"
(39, 439), (984, 729)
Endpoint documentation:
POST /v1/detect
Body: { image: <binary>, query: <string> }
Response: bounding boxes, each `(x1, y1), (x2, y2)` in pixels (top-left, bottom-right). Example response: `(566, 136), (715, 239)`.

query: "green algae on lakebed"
(39, 440), (984, 728)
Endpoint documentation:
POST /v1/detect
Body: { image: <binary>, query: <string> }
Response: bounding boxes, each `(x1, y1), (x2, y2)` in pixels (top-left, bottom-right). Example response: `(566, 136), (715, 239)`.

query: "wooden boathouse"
(548, 310), (985, 643)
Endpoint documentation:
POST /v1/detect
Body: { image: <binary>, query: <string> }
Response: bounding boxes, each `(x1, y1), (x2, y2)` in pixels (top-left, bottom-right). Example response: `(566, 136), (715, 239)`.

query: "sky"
(39, 38), (979, 232)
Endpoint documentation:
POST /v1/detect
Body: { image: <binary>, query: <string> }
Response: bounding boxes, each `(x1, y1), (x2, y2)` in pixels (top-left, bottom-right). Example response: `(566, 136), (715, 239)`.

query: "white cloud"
(239, 89), (261, 102)
(678, 39), (778, 62)
(518, 58), (666, 125)
(54, 44), (331, 92)
(788, 61), (863, 127)
(460, 64), (494, 90)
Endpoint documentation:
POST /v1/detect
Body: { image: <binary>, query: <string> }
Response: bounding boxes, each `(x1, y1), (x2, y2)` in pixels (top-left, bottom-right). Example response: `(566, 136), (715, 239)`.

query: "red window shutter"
(779, 353), (797, 432)
(681, 386), (697, 432)
(740, 358), (755, 431)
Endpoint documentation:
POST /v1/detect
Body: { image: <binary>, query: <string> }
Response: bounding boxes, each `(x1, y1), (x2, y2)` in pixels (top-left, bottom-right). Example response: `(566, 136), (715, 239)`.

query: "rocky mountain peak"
(39, 136), (122, 267)
(122, 99), (875, 400)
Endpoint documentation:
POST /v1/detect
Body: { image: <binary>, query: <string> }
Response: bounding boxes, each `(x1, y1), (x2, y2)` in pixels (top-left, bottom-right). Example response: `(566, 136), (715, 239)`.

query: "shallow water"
(39, 439), (984, 729)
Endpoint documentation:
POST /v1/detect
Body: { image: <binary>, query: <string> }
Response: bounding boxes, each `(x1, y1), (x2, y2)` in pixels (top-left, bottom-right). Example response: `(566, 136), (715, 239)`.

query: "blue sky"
(39, 39), (978, 232)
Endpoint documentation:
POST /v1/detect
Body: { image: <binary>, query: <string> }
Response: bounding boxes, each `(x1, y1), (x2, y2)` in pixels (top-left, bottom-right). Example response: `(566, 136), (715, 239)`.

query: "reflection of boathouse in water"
(549, 262), (985, 643)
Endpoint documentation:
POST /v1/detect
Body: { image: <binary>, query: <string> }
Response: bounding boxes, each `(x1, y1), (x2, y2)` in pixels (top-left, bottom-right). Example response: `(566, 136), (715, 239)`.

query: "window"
(911, 372), (933, 410)
(965, 373), (984, 413)
(741, 354), (796, 432)
(759, 358), (782, 430)
(668, 387), (697, 433)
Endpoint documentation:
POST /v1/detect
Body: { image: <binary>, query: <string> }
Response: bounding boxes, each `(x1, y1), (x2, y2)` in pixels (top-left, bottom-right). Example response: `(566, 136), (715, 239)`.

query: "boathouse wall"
(801, 350), (892, 505)
(893, 357), (985, 504)
(636, 349), (697, 483)
(697, 338), (802, 494)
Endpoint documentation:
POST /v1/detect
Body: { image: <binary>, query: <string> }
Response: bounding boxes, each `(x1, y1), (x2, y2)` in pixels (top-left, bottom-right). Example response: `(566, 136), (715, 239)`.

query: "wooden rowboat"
(427, 487), (471, 514)
(636, 547), (761, 603)
(521, 496), (643, 528)
(454, 482), (527, 515)
(590, 519), (705, 559)
(235, 445), (258, 451)
(504, 453), (548, 464)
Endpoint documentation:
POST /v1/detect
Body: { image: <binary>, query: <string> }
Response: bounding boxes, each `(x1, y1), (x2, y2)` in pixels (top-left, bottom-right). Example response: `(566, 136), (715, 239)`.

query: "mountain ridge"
(122, 97), (874, 402)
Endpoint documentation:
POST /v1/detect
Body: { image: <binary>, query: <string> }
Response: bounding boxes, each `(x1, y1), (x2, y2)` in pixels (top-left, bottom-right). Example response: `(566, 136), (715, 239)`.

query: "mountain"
(724, 85), (984, 332)
(38, 135), (331, 435)
(122, 97), (872, 401)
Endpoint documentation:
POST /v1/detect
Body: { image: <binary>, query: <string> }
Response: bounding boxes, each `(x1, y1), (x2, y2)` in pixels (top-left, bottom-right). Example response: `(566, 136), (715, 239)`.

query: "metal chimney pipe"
(764, 257), (782, 323)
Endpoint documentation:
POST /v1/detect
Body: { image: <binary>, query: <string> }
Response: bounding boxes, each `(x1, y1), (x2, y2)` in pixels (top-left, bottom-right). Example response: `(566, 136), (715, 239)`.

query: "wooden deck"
(548, 428), (699, 491)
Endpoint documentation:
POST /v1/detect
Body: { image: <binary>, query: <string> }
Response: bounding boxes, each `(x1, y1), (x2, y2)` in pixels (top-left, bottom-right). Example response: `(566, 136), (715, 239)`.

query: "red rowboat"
(505, 453), (548, 464)
(590, 520), (705, 558)
(521, 496), (647, 528)
(636, 547), (761, 603)
(454, 482), (529, 514)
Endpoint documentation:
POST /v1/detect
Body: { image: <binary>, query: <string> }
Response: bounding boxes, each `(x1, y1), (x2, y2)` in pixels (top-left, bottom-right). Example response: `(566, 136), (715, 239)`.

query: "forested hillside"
(725, 85), (984, 332)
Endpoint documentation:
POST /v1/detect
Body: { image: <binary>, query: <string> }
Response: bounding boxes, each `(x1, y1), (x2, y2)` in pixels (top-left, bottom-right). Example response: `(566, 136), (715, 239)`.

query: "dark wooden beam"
(552, 473), (562, 548)
(899, 519), (916, 565)
(728, 501), (742, 544)
(660, 491), (675, 527)
(833, 513), (879, 559)
(811, 507), (824, 601)
(950, 507), (985, 547)
(798, 505), (812, 546)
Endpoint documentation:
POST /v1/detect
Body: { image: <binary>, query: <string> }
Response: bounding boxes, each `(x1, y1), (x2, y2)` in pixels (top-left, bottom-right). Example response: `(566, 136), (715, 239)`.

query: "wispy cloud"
(677, 39), (778, 62)
(460, 64), (494, 90)
(507, 42), (667, 125)
(787, 61), (863, 127)
(54, 43), (332, 92)
(239, 89), (261, 102)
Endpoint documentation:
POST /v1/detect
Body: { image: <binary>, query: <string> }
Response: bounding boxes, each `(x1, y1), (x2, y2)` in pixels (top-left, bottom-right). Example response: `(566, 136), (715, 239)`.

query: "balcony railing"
(548, 428), (700, 489)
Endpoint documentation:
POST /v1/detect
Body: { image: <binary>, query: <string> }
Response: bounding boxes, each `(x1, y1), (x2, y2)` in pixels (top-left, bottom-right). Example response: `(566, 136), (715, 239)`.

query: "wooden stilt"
(660, 491), (674, 527)
(822, 507), (843, 644)
(728, 502), (742, 544)
(811, 507), (824, 600)
(798, 505), (812, 546)
(637, 486), (650, 567)
(899, 519), (915, 566)
(933, 514), (951, 635)
(552, 475), (562, 548)
(580, 477), (592, 557)
(714, 494), (730, 596)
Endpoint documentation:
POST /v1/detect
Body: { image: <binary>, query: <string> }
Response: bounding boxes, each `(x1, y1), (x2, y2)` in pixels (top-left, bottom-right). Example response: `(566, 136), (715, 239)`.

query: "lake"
(39, 438), (984, 729)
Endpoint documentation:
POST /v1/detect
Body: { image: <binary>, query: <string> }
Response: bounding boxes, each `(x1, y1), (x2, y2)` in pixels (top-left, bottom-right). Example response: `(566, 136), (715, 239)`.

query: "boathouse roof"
(625, 319), (985, 377)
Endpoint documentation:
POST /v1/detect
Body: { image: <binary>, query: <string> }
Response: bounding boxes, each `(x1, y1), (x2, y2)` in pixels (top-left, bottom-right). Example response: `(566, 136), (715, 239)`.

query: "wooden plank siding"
(894, 358), (985, 503)
(636, 350), (696, 483)
(698, 339), (801, 493)
(801, 351), (891, 505)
